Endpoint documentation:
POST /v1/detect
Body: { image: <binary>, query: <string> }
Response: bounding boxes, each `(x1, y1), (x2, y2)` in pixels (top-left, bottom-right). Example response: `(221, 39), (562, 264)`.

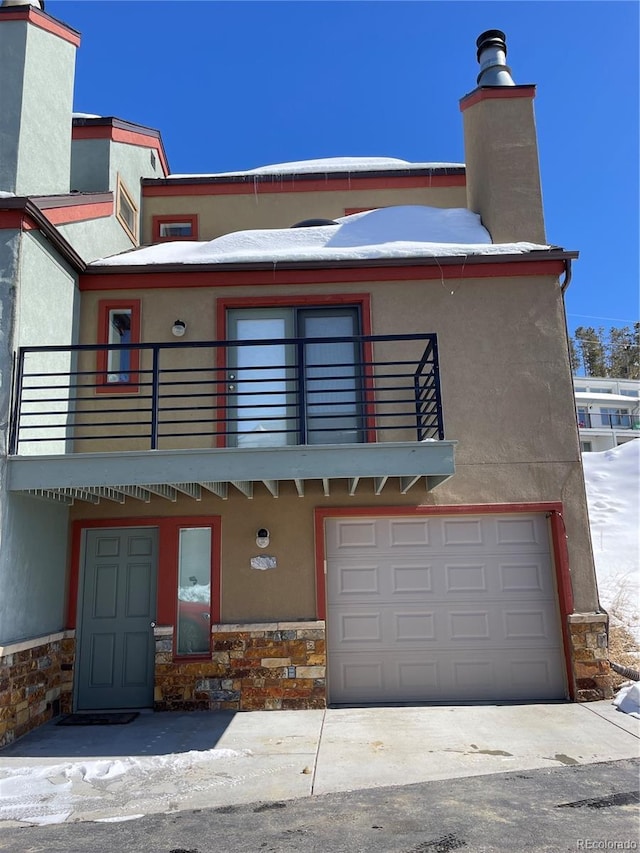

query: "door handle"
(150, 621), (156, 628)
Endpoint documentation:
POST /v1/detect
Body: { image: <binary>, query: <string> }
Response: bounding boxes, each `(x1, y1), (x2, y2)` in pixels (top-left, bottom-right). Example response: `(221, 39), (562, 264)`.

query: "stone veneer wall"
(568, 613), (614, 702)
(154, 622), (326, 712)
(0, 632), (75, 748)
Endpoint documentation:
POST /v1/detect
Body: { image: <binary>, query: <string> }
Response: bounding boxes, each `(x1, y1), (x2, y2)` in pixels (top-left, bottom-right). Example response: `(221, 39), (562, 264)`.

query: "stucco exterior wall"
(70, 138), (111, 194)
(462, 94), (546, 244)
(73, 271), (598, 616)
(0, 19), (75, 195)
(58, 215), (137, 263)
(141, 184), (468, 243)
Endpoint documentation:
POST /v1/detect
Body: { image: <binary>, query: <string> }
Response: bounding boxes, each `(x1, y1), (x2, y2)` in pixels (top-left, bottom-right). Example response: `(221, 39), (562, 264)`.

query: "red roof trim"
(460, 85), (537, 112)
(79, 258), (566, 291)
(41, 200), (113, 225)
(72, 125), (169, 176)
(142, 173), (467, 198)
(0, 7), (81, 46)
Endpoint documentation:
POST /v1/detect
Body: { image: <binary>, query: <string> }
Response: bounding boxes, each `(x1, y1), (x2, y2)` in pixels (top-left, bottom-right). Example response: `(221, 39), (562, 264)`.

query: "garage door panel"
(326, 513), (566, 703)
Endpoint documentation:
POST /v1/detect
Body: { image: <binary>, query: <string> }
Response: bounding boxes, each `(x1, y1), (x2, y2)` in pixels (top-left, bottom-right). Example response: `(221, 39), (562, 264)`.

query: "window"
(116, 176), (138, 242)
(580, 441), (592, 452)
(176, 527), (212, 656)
(97, 300), (140, 393)
(153, 215), (198, 242)
(577, 406), (590, 428)
(599, 407), (630, 428)
(226, 305), (364, 447)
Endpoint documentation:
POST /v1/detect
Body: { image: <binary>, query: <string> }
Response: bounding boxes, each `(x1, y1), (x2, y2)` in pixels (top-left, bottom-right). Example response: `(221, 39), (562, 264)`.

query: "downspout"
(560, 257), (572, 293)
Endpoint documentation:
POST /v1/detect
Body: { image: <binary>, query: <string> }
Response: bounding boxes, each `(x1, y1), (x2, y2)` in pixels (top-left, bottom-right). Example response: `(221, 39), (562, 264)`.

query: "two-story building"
(0, 3), (611, 747)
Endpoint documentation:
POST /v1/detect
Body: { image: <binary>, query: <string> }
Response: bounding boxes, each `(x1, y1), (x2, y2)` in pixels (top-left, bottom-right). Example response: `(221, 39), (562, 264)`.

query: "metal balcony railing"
(9, 334), (443, 455)
(577, 412), (640, 430)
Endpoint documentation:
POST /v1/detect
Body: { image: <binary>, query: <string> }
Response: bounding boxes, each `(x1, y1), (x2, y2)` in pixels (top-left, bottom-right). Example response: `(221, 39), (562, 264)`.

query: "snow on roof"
(0, 190), (16, 198)
(168, 156), (465, 179)
(92, 205), (551, 267)
(72, 112), (101, 119)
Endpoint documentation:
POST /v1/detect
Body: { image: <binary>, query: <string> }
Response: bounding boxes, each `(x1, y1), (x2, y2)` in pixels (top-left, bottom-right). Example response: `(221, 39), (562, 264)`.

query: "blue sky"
(50, 0), (639, 339)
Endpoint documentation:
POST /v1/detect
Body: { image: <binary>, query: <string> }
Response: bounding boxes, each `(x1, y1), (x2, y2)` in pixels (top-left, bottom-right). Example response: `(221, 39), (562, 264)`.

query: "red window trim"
(68, 516), (222, 660)
(215, 293), (375, 448)
(152, 214), (199, 243)
(313, 502), (575, 699)
(96, 299), (141, 394)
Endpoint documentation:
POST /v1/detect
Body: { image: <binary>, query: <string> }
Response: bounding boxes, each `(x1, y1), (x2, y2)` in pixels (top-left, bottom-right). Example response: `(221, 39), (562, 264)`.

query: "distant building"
(574, 377), (640, 452)
(0, 5), (611, 746)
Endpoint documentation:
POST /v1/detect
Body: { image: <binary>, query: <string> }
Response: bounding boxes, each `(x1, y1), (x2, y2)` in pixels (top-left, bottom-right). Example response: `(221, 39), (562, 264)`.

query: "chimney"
(0, 0), (79, 195)
(460, 30), (546, 244)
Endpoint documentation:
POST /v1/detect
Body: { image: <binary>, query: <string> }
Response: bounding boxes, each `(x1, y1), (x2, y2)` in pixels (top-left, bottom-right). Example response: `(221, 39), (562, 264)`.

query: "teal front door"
(77, 528), (158, 710)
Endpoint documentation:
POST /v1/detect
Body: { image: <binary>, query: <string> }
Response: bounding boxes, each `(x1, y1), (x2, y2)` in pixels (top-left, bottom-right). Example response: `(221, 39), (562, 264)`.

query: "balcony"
(7, 334), (456, 503)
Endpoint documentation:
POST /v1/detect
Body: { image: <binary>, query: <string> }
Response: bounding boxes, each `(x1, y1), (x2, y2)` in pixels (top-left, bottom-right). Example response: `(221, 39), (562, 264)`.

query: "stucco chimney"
(0, 1), (79, 195)
(460, 30), (546, 245)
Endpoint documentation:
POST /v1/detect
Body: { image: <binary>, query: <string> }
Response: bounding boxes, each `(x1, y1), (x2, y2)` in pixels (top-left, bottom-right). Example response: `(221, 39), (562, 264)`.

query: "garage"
(325, 513), (567, 704)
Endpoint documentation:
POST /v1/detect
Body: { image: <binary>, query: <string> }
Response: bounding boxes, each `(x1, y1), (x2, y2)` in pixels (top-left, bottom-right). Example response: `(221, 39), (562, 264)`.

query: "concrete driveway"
(0, 701), (638, 826)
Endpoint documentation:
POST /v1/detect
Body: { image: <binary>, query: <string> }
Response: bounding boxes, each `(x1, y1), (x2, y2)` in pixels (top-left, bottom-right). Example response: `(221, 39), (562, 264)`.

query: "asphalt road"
(1, 758), (638, 853)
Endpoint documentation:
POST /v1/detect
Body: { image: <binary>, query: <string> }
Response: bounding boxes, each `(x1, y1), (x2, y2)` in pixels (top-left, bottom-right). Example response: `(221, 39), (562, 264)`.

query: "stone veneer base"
(0, 632), (75, 748)
(568, 613), (614, 701)
(154, 621), (326, 712)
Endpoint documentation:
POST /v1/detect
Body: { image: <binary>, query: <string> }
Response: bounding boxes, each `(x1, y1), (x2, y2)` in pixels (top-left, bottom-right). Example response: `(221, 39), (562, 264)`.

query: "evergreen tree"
(574, 326), (606, 376)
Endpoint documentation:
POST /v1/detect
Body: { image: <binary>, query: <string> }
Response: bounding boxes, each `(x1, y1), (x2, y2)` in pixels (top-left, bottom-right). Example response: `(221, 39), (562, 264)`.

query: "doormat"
(56, 712), (139, 726)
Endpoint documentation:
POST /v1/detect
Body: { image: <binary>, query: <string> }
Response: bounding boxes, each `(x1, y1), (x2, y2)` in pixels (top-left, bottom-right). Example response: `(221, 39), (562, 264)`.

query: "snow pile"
(169, 156), (464, 179)
(72, 112), (101, 119)
(92, 205), (551, 267)
(0, 191), (16, 198)
(613, 682), (640, 718)
(582, 439), (640, 645)
(0, 747), (251, 826)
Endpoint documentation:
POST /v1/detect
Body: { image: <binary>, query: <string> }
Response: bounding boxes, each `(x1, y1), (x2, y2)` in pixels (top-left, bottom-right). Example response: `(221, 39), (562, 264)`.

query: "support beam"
(145, 484), (178, 501)
(374, 476), (388, 496)
(116, 485), (152, 502)
(294, 479), (305, 497)
(322, 478), (331, 497)
(400, 475), (421, 494)
(85, 487), (126, 504)
(25, 489), (73, 505)
(172, 482), (202, 500)
(348, 477), (360, 496)
(230, 480), (253, 498)
(201, 481), (228, 500)
(262, 480), (279, 498)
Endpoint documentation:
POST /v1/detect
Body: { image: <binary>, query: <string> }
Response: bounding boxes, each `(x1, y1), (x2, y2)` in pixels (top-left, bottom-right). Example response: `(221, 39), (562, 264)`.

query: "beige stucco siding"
(141, 184), (468, 243)
(74, 270), (598, 618)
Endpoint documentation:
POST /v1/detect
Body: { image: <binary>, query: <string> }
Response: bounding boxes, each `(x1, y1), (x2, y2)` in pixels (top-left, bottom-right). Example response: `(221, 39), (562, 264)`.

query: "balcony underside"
(7, 441), (456, 505)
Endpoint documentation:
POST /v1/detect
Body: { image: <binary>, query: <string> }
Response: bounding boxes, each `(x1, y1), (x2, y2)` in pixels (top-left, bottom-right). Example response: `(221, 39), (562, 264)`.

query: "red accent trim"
(41, 200), (113, 225)
(96, 299), (141, 393)
(152, 214), (199, 242)
(72, 126), (169, 176)
(68, 516), (222, 653)
(314, 501), (574, 697)
(143, 173), (467, 198)
(0, 7), (81, 47)
(80, 259), (566, 292)
(215, 294), (375, 448)
(460, 85), (537, 112)
(0, 211), (25, 229)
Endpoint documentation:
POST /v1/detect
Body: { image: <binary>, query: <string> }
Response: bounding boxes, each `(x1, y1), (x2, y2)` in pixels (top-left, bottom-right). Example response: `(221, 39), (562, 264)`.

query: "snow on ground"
(0, 747), (251, 826)
(92, 204), (551, 266)
(168, 156), (465, 178)
(582, 439), (640, 644)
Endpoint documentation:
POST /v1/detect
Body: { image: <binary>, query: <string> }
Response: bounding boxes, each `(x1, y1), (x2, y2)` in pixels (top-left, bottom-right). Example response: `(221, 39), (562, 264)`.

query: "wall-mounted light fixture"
(172, 319), (186, 337)
(256, 528), (270, 548)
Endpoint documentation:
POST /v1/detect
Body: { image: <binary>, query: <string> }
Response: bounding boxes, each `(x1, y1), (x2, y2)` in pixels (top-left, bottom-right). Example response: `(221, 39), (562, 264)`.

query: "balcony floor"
(7, 441), (457, 504)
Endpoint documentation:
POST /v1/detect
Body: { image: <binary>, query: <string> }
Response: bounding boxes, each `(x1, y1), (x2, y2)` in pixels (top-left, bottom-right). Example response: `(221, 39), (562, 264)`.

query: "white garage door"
(326, 513), (566, 703)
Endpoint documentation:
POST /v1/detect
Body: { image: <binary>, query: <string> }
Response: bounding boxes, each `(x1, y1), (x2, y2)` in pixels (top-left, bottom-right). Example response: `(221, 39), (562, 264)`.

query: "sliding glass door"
(227, 306), (363, 446)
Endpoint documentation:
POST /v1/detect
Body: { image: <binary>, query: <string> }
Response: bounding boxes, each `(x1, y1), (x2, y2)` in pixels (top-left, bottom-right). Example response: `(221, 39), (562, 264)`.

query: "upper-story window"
(116, 176), (138, 242)
(97, 300), (141, 394)
(153, 215), (198, 242)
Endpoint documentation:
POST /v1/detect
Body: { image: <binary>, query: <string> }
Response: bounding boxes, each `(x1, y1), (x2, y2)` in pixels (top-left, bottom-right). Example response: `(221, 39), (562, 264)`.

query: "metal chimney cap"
(476, 30), (507, 60)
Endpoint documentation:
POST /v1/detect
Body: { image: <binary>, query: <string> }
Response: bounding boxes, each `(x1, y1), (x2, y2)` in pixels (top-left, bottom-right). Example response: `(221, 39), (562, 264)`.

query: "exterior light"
(172, 320), (186, 337)
(256, 528), (270, 548)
